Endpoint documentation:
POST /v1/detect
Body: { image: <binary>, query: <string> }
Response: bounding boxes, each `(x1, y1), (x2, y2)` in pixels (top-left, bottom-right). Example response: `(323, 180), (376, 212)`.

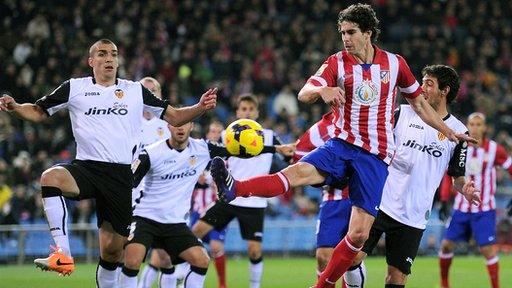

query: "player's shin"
(138, 264), (159, 288)
(316, 236), (362, 288)
(235, 172), (291, 198)
(42, 186), (71, 256)
(97, 258), (122, 288)
(344, 261), (366, 288)
(159, 267), (177, 288)
(119, 266), (139, 288)
(183, 266), (208, 288)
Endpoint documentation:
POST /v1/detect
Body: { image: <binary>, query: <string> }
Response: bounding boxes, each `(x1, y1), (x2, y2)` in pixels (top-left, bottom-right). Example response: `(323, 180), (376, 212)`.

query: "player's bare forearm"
(164, 104), (204, 126)
(407, 96), (454, 139)
(11, 104), (47, 122)
(163, 87), (217, 126)
(298, 83), (321, 103)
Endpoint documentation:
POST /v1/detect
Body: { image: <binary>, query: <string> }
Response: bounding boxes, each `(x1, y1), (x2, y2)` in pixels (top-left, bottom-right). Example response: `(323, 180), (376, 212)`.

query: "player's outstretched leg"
(211, 157), (236, 202)
(34, 244), (75, 276)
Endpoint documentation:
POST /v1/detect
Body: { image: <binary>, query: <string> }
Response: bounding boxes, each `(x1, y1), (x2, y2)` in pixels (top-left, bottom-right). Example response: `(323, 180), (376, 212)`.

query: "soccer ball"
(224, 119), (264, 158)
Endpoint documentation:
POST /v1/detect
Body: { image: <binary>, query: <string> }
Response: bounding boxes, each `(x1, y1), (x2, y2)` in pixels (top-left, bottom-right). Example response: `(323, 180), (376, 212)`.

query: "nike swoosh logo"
(56, 259), (73, 266)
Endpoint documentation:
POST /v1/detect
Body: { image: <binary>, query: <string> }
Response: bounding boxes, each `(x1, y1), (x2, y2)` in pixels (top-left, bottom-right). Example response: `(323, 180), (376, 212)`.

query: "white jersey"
(379, 105), (467, 229)
(223, 129), (276, 208)
(133, 138), (211, 223)
(132, 117), (171, 206)
(35, 77), (168, 164)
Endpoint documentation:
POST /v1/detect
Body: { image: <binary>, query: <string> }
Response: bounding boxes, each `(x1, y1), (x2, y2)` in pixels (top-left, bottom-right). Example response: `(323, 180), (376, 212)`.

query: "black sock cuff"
(250, 257), (263, 264)
(41, 186), (63, 198)
(160, 267), (175, 274)
(190, 266), (208, 275)
(117, 262), (124, 268)
(122, 266), (139, 277)
(99, 258), (118, 271)
(148, 264), (159, 271)
(348, 263), (361, 271)
(385, 285), (405, 288)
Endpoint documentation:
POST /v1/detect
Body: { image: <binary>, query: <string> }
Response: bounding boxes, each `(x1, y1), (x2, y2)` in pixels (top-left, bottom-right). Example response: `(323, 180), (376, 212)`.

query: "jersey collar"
(91, 77), (118, 86)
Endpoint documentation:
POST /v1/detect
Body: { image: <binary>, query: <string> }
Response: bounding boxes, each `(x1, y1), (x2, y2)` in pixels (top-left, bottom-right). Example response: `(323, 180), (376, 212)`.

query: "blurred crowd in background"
(0, 0), (511, 249)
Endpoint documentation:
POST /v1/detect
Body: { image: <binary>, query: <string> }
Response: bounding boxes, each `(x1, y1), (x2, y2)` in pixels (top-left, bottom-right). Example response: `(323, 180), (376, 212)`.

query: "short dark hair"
(89, 39), (117, 56)
(422, 65), (460, 104)
(236, 93), (259, 109)
(338, 4), (380, 42)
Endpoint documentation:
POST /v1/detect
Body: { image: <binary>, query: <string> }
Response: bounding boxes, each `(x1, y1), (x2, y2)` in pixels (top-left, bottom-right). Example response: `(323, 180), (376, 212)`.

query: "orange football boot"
(34, 245), (75, 276)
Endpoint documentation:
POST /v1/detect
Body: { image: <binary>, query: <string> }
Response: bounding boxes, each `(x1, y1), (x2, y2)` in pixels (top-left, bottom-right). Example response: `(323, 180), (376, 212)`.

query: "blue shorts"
(444, 210), (496, 246)
(316, 199), (352, 248)
(301, 138), (389, 217)
(190, 212), (226, 243)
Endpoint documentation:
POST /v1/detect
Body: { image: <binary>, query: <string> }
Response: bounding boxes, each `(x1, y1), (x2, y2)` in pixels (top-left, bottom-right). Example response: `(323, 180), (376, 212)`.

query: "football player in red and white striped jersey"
(439, 112), (512, 288)
(210, 5), (475, 288)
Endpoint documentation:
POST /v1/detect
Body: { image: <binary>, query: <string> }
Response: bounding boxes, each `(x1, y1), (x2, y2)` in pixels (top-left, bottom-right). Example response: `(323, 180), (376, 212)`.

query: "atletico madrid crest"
(380, 70), (390, 84)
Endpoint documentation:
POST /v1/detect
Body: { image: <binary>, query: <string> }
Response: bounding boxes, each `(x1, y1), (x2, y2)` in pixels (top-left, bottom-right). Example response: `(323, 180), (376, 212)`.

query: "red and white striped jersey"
(293, 111), (349, 202)
(322, 186), (349, 202)
(308, 46), (422, 164)
(454, 139), (512, 212)
(191, 172), (218, 215)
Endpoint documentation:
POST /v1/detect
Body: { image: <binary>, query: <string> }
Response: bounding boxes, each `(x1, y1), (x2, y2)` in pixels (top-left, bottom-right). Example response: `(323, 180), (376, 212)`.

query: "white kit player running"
(344, 65), (480, 288)
(120, 120), (291, 288)
(192, 94), (294, 288)
(0, 38), (217, 287)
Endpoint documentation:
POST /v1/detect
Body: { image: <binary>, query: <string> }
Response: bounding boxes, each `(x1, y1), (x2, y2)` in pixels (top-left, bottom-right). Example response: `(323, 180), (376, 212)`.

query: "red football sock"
(485, 256), (499, 288)
(439, 252), (453, 288)
(214, 253), (227, 288)
(316, 236), (361, 288)
(235, 172), (291, 198)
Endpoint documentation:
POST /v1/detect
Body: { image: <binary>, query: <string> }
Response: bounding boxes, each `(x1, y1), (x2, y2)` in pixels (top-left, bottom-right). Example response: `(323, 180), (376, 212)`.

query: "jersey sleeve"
(35, 80), (71, 116)
(494, 144), (512, 176)
(132, 150), (151, 187)
(447, 135), (468, 177)
(141, 85), (168, 119)
(207, 141), (231, 158)
(306, 55), (338, 87)
(396, 55), (422, 99)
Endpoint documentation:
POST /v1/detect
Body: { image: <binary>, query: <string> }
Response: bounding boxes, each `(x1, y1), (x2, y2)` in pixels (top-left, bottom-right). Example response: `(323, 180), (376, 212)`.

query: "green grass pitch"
(1, 255), (511, 287)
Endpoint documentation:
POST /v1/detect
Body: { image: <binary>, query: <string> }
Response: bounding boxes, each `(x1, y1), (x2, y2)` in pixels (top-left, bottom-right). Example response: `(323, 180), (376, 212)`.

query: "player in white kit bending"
(343, 65), (480, 288)
(119, 118), (293, 288)
(192, 94), (293, 288)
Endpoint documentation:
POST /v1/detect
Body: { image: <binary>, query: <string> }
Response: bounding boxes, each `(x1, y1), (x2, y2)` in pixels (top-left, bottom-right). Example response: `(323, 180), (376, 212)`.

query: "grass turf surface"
(1, 255), (511, 287)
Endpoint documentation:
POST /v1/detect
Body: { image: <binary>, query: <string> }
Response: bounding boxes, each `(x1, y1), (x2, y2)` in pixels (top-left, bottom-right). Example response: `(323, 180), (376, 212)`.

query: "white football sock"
(184, 266), (207, 288)
(96, 259), (120, 288)
(250, 258), (263, 288)
(343, 261), (366, 288)
(138, 264), (159, 288)
(159, 267), (177, 288)
(118, 267), (139, 288)
(42, 195), (71, 256)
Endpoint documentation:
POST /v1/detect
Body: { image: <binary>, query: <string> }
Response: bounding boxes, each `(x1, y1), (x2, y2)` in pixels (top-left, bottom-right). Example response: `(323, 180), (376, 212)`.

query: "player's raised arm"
(0, 93), (48, 122)
(163, 88), (217, 126)
(406, 95), (475, 144)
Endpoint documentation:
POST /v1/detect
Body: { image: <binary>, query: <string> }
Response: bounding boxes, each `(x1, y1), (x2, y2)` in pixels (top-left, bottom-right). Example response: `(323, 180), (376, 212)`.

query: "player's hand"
(198, 87), (217, 111)
(319, 87), (345, 107)
(439, 201), (451, 222)
(446, 131), (477, 144)
(461, 180), (481, 206)
(275, 143), (296, 157)
(507, 199), (512, 216)
(0, 94), (19, 112)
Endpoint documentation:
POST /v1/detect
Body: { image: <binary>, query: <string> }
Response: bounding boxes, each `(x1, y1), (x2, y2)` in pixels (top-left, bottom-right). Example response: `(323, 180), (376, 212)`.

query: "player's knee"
(189, 253), (210, 268)
(248, 249), (262, 260)
(316, 251), (331, 271)
(347, 229), (369, 247)
(440, 240), (453, 253)
(40, 168), (64, 187)
(124, 253), (143, 270)
(100, 244), (123, 262)
(210, 245), (224, 257)
(385, 268), (407, 285)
